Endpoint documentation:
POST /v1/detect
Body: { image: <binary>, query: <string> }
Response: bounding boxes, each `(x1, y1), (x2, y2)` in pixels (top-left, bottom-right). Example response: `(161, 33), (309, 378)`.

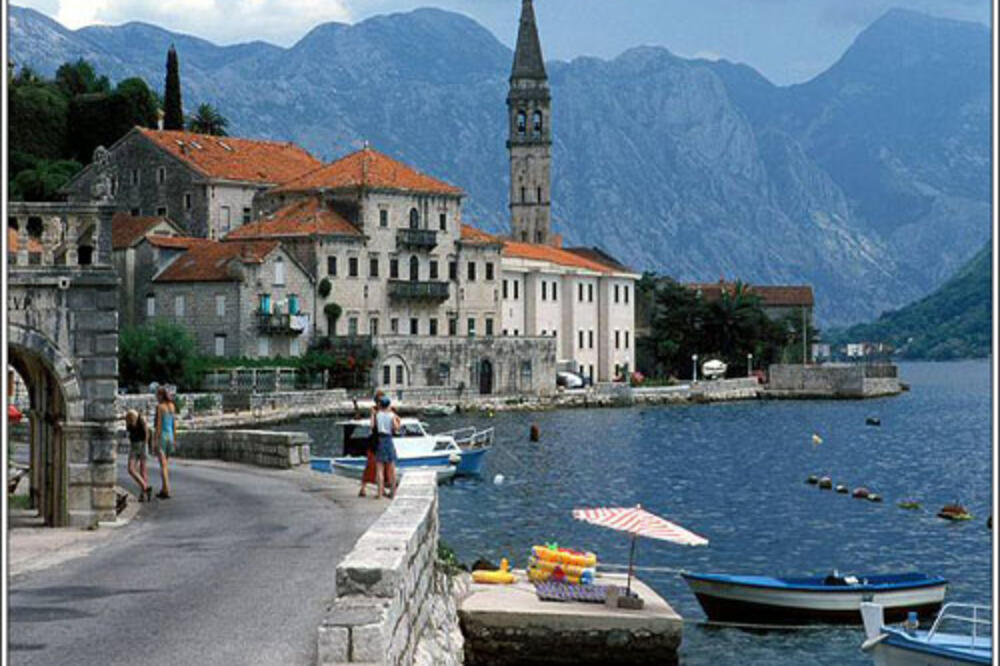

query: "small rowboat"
(682, 571), (947, 625)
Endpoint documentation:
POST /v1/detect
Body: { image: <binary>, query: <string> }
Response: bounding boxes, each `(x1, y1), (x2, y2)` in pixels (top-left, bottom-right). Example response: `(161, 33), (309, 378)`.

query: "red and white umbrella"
(573, 505), (708, 594)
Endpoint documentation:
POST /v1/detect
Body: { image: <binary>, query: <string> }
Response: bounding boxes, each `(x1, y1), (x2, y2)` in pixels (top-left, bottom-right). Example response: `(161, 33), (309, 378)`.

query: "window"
(486, 262), (495, 281)
(410, 318), (418, 335)
(146, 294), (155, 317)
(390, 258), (399, 279)
(520, 360), (533, 386)
(485, 318), (494, 336)
(503, 329), (509, 336)
(131, 208), (141, 217)
(348, 317), (358, 336)
(578, 330), (584, 349)
(258, 337), (269, 358)
(514, 280), (519, 299)
(409, 256), (419, 281)
(467, 261), (476, 281)
(157, 206), (167, 216)
(327, 256), (337, 276)
(578, 284), (584, 301)
(215, 294), (226, 317)
(242, 207), (252, 224)
(174, 295), (185, 317)
(157, 167), (165, 184)
(390, 318), (399, 334)
(625, 331), (630, 349)
(448, 318), (457, 336)
(588, 284), (594, 302)
(220, 206), (231, 233)
(503, 280), (509, 299)
(537, 186), (542, 203)
(429, 318), (438, 336)
(552, 281), (558, 301)
(532, 110), (542, 135)
(517, 109), (527, 135)
(383, 365), (391, 385)
(184, 193), (192, 210)
(288, 294), (299, 314)
(449, 261), (457, 281)
(615, 330), (621, 349)
(615, 285), (620, 303)
(369, 257), (379, 278)
(467, 317), (476, 337)
(380, 209), (388, 228)
(396, 365), (404, 385)
(589, 365), (595, 381)
(542, 282), (547, 301)
(439, 213), (447, 231)
(131, 169), (139, 185)
(521, 187), (526, 203)
(625, 286), (630, 304)
(274, 257), (285, 285)
(214, 334), (226, 357)
(439, 363), (450, 385)
(409, 208), (420, 229)
(348, 257), (358, 277)
(429, 260), (439, 280)
(589, 330), (594, 349)
(259, 294), (271, 314)
(290, 337), (300, 356)
(369, 318), (379, 336)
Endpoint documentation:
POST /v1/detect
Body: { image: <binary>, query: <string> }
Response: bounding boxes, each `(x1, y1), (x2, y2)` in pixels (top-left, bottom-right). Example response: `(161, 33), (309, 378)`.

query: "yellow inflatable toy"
(472, 558), (516, 585)
(529, 557), (591, 579)
(531, 545), (597, 569)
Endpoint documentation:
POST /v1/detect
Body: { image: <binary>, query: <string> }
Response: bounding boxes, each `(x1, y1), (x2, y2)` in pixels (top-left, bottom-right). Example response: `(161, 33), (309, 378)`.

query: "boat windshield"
(397, 422), (426, 438)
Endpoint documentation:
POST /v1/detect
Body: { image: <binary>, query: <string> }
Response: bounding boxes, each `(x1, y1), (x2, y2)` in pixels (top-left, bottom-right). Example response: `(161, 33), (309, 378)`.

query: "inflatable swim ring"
(531, 545), (597, 568)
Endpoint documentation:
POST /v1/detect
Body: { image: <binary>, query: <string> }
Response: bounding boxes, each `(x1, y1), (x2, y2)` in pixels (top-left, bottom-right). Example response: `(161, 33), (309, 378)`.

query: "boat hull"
(456, 447), (489, 476)
(311, 457), (456, 484)
(684, 573), (947, 625)
(867, 630), (993, 666)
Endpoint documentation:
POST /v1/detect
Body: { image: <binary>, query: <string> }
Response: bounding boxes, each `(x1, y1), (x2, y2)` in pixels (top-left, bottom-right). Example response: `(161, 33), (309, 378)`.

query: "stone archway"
(478, 359), (493, 395)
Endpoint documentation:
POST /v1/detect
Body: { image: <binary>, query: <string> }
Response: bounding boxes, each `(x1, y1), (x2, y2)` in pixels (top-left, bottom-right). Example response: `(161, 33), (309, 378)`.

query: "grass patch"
(8, 494), (31, 510)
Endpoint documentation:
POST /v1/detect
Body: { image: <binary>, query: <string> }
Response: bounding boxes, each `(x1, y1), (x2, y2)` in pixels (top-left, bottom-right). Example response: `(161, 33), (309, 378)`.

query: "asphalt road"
(8, 459), (384, 666)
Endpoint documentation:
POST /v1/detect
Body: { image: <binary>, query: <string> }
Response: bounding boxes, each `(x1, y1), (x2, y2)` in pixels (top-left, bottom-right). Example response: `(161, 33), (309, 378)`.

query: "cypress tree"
(163, 45), (183, 130)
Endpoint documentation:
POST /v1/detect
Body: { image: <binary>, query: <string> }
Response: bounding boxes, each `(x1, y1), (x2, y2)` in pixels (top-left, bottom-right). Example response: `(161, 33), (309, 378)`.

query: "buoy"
(937, 504), (972, 521)
(852, 487), (870, 499)
(493, 474), (505, 485)
(865, 417), (881, 426)
(806, 475), (819, 485)
(897, 500), (921, 510)
(867, 493), (883, 503)
(818, 476), (833, 489)
(530, 424), (540, 442)
(835, 484), (848, 494)
(811, 433), (823, 445)
(488, 410), (495, 418)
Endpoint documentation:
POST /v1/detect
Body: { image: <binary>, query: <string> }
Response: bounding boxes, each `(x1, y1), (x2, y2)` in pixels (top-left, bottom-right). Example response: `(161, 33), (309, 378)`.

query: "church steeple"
(507, 0), (553, 245)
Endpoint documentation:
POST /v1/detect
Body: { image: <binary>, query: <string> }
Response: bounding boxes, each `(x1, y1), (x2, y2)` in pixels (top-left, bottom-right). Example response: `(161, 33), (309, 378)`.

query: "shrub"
(119, 320), (201, 391)
(318, 277), (332, 298)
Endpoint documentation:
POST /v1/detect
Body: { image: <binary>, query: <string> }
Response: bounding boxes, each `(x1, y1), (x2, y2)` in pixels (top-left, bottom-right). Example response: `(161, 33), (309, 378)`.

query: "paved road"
(8, 459), (384, 666)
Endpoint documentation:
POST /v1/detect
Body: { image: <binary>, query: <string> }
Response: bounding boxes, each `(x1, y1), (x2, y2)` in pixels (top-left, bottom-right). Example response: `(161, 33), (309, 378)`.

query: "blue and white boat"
(861, 602), (992, 665)
(682, 571), (947, 625)
(311, 457), (457, 484)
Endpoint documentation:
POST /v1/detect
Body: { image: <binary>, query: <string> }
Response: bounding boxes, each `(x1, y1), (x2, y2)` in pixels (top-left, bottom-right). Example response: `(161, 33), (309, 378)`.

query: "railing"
(396, 228), (438, 250)
(257, 312), (308, 335)
(926, 603), (992, 648)
(8, 203), (113, 268)
(387, 280), (449, 302)
(200, 367), (326, 393)
(438, 426), (494, 449)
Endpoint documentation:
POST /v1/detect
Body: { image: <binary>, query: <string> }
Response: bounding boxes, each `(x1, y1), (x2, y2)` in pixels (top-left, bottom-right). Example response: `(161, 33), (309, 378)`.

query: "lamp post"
(692, 354), (698, 383)
(747, 353), (753, 378)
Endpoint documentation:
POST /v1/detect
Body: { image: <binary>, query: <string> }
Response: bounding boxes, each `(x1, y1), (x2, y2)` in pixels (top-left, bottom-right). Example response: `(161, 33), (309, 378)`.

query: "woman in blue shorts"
(371, 395), (400, 499)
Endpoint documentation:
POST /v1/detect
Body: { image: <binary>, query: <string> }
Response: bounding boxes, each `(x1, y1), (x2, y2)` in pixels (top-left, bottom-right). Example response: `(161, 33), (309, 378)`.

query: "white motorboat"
(861, 601), (992, 665)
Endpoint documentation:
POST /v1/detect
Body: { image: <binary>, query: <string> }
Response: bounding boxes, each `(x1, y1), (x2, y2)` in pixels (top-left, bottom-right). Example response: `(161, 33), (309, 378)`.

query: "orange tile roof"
(7, 228), (43, 253)
(459, 224), (503, 245)
(272, 146), (462, 196)
(154, 239), (279, 283)
(688, 282), (815, 307)
(460, 224), (622, 273)
(112, 213), (181, 249)
(225, 197), (361, 239)
(145, 234), (207, 249)
(137, 128), (323, 184)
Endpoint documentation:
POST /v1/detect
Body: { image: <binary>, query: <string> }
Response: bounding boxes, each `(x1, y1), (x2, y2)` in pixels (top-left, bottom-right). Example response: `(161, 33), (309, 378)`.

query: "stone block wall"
(318, 471), (465, 666)
(175, 429), (311, 468)
(767, 364), (900, 398)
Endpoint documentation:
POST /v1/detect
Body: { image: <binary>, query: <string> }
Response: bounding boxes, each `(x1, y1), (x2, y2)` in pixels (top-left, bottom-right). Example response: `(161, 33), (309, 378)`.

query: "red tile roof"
(460, 225), (617, 273)
(154, 239), (279, 283)
(459, 224), (503, 246)
(111, 213), (182, 249)
(272, 146), (462, 196)
(137, 128), (323, 184)
(7, 228), (43, 253)
(225, 197), (360, 239)
(688, 282), (815, 307)
(145, 234), (207, 250)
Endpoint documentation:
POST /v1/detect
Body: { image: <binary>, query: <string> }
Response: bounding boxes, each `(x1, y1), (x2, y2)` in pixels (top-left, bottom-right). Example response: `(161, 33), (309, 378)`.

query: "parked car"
(556, 371), (585, 389)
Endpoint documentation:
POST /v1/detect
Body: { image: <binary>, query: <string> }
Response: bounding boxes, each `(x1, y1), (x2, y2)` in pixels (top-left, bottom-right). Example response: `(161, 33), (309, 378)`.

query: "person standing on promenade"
(372, 395), (400, 499)
(358, 391), (383, 497)
(125, 409), (152, 502)
(153, 386), (176, 499)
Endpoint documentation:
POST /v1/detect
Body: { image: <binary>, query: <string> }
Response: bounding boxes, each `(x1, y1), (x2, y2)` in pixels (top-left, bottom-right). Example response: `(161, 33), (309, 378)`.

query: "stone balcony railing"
(396, 227), (438, 251)
(7, 202), (115, 269)
(387, 279), (450, 302)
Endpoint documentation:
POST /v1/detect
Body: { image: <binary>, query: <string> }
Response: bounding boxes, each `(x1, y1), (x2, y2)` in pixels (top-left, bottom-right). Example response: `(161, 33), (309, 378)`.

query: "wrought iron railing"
(396, 228), (438, 250)
(387, 280), (449, 302)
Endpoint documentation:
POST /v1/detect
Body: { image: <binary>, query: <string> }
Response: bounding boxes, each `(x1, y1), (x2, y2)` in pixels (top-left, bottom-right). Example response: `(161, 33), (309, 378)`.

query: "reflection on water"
(280, 360), (993, 665)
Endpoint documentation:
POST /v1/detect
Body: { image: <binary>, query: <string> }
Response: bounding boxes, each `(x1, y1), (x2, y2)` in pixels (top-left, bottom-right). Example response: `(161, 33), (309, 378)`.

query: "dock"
(458, 571), (683, 665)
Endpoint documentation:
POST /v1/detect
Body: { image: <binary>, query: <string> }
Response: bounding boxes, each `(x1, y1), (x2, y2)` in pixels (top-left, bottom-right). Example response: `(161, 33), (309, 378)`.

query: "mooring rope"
(598, 563), (689, 575)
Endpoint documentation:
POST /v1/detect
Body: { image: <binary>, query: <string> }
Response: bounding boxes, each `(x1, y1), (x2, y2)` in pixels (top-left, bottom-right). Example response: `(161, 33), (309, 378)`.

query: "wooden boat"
(861, 602), (992, 665)
(682, 571), (947, 625)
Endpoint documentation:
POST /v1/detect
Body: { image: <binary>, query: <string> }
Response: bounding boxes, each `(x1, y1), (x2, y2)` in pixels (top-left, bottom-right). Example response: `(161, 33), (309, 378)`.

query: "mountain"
(827, 242), (992, 359)
(7, 6), (992, 325)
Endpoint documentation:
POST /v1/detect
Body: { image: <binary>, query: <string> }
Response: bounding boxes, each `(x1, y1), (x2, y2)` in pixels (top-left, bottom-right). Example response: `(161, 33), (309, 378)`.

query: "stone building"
(62, 128), (322, 239)
(110, 213), (186, 327)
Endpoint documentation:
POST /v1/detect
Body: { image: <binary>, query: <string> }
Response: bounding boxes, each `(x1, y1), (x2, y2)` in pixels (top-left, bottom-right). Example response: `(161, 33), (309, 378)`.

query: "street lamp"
(692, 354), (698, 383)
(747, 353), (753, 377)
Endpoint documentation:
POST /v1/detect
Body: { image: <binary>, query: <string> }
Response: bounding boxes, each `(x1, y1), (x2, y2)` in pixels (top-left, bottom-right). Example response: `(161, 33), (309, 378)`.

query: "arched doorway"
(478, 359), (493, 395)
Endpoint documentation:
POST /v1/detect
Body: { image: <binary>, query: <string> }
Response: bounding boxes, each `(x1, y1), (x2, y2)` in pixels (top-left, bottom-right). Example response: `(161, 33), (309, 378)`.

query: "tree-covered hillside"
(827, 243), (992, 359)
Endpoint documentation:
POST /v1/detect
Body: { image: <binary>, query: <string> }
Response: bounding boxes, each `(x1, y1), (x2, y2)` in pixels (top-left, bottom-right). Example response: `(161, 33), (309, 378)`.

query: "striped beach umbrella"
(573, 505), (708, 595)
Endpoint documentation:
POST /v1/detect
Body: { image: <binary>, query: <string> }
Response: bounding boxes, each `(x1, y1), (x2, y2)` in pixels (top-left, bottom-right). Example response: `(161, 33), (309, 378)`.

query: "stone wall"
(175, 429), (311, 468)
(318, 471), (465, 666)
(766, 364), (901, 398)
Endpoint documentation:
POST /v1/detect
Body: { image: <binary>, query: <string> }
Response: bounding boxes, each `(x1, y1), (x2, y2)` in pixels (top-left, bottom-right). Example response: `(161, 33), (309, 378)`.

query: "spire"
(511, 0), (546, 80)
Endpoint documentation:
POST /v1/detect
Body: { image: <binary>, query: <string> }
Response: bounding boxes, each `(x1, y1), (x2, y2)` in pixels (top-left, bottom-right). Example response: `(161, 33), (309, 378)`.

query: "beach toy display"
(528, 544), (597, 585)
(472, 558), (516, 585)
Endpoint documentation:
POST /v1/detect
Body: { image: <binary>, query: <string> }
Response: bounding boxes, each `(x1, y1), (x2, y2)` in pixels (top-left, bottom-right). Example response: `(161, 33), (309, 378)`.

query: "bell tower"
(507, 0), (552, 245)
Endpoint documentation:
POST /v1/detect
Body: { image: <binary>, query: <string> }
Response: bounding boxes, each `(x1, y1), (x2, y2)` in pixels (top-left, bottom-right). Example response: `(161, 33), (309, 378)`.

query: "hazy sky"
(11, 0), (993, 84)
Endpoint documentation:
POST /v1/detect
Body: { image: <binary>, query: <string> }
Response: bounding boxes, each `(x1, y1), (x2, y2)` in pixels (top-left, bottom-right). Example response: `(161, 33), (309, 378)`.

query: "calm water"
(287, 360), (993, 665)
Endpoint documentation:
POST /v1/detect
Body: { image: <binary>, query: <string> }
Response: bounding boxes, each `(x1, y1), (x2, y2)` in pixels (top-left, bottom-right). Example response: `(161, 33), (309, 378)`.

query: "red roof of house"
(154, 239), (279, 283)
(459, 224), (503, 246)
(272, 146), (462, 196)
(137, 128), (323, 184)
(7, 228), (43, 253)
(688, 282), (815, 307)
(225, 197), (361, 239)
(145, 234), (207, 250)
(459, 224), (619, 274)
(111, 213), (183, 249)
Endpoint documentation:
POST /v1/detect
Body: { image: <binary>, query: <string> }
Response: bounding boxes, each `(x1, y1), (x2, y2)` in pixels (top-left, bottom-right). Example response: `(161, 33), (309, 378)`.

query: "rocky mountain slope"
(8, 6), (991, 325)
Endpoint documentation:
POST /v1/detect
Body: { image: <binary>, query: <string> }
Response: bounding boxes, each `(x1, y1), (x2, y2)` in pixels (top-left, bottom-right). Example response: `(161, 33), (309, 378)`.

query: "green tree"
(163, 45), (184, 130)
(54, 58), (110, 97)
(186, 103), (228, 136)
(324, 302), (343, 335)
(68, 77), (158, 163)
(119, 320), (202, 391)
(9, 73), (68, 160)
(10, 159), (83, 201)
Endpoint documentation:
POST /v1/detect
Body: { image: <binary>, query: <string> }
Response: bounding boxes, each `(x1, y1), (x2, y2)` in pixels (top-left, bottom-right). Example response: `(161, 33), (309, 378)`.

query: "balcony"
(387, 280), (449, 302)
(257, 312), (309, 336)
(396, 228), (438, 251)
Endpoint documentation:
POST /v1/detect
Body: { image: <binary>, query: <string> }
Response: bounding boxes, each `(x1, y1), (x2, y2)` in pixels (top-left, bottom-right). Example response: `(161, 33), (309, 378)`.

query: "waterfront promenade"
(7, 459), (384, 666)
